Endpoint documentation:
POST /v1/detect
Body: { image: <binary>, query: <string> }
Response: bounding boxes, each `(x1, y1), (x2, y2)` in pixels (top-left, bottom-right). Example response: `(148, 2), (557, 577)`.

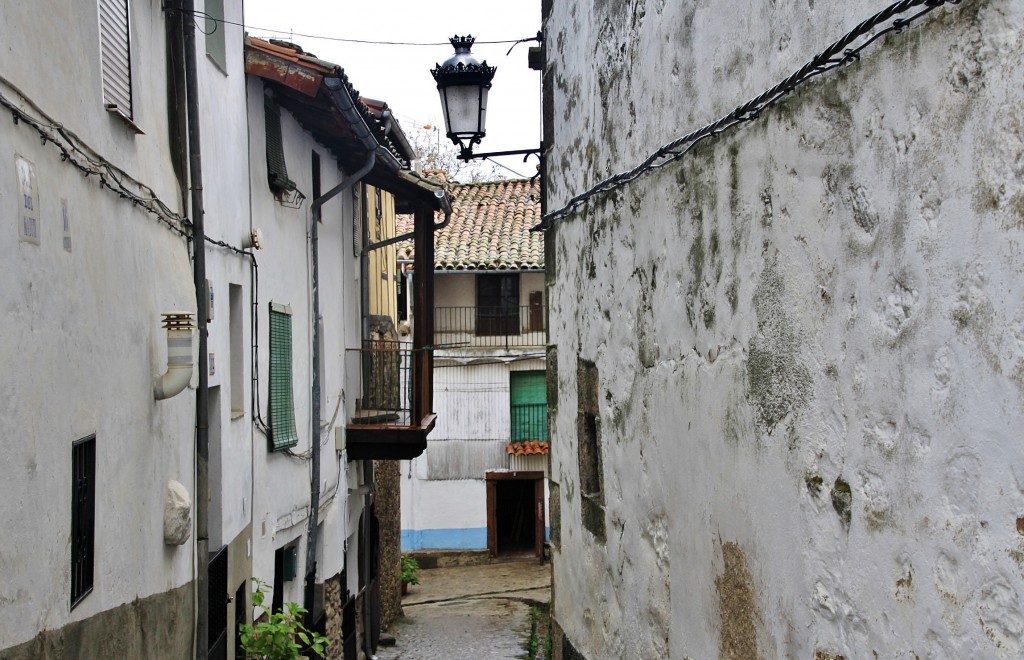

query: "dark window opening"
(396, 273), (408, 322)
(208, 546), (229, 659)
(71, 434), (96, 609)
(476, 273), (519, 336)
(577, 359), (605, 543)
(272, 546), (285, 614)
(265, 99), (295, 194)
(234, 580), (247, 659)
(312, 151), (322, 208)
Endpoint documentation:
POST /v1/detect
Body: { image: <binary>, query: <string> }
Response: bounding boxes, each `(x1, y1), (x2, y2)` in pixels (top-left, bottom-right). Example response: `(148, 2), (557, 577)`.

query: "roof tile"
(397, 179), (542, 271)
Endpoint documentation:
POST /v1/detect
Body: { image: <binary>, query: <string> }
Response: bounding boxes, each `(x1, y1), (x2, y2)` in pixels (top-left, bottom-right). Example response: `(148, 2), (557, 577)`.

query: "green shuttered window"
(269, 304), (298, 451)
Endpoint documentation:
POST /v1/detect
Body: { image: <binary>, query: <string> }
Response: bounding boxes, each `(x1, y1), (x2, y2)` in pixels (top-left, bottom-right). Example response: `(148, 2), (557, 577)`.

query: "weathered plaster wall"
(246, 76), (362, 608)
(200, 0), (256, 555)
(546, 1), (1024, 658)
(0, 1), (198, 651)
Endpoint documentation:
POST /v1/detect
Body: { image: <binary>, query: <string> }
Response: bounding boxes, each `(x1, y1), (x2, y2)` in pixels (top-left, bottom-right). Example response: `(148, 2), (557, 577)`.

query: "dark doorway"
(496, 480), (536, 555)
(486, 471), (545, 560)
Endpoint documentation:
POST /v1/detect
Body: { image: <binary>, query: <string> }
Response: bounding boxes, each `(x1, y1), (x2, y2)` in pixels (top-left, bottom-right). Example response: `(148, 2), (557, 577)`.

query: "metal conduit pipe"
(362, 205), (451, 254)
(305, 79), (382, 629)
(305, 150), (375, 628)
(181, 1), (210, 656)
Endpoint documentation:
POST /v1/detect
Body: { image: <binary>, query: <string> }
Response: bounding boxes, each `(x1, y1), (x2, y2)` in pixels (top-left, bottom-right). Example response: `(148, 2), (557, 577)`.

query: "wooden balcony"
(346, 341), (435, 460)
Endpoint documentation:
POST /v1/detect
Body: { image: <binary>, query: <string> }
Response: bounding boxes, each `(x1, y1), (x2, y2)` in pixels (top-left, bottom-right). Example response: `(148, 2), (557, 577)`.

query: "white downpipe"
(154, 312), (196, 400)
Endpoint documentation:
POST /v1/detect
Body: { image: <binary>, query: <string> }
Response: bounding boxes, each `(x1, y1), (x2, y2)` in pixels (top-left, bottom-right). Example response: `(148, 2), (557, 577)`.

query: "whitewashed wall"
(546, 1), (1024, 658)
(0, 0), (196, 649)
(246, 76), (362, 605)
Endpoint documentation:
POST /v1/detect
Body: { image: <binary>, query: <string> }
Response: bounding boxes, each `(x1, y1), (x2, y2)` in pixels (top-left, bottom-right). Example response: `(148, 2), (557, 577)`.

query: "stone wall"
(323, 573), (343, 660)
(0, 583), (193, 660)
(545, 1), (1024, 658)
(375, 460), (403, 631)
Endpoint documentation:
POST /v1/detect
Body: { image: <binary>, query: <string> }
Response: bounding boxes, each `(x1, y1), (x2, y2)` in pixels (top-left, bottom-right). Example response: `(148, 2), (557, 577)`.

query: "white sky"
(242, 0), (543, 179)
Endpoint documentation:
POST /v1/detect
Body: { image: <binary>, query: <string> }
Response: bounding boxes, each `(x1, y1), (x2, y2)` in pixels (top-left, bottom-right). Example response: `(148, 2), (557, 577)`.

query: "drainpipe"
(182, 1), (210, 657)
(305, 80), (380, 626)
(305, 150), (375, 625)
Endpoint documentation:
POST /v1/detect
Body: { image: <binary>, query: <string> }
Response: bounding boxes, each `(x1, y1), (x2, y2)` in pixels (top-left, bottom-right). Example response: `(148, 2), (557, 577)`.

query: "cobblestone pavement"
(375, 559), (550, 660)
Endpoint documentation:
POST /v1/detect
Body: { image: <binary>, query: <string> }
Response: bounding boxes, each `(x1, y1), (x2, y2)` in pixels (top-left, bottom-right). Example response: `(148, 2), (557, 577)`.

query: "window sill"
(206, 52), (228, 76)
(230, 409), (245, 421)
(105, 105), (145, 135)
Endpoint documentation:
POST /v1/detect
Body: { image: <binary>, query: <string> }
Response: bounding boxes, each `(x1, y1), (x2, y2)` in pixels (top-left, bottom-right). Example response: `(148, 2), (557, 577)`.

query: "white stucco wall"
(246, 76), (363, 597)
(546, 1), (1024, 658)
(0, 1), (196, 647)
(198, 0), (255, 560)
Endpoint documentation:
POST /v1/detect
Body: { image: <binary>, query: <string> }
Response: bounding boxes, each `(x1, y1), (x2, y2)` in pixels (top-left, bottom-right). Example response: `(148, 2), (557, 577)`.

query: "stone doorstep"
(405, 549), (493, 569)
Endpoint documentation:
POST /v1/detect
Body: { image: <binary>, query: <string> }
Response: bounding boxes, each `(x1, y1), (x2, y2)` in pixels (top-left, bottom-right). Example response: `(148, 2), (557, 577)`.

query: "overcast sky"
(242, 0), (543, 178)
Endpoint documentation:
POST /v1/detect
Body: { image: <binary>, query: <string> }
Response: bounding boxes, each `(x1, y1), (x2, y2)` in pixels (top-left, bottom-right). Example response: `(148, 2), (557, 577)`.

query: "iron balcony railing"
(348, 341), (428, 428)
(434, 305), (546, 349)
(511, 402), (548, 442)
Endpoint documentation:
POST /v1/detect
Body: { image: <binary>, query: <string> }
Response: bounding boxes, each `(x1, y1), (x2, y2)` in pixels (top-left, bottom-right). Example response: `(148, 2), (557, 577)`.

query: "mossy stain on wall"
(746, 260), (811, 433)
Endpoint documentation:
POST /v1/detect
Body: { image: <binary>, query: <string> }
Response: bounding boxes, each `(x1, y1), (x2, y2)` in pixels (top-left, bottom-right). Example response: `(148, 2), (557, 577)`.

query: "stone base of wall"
(1, 582), (193, 660)
(375, 459), (402, 632)
(550, 617), (588, 660)
(323, 573), (343, 660)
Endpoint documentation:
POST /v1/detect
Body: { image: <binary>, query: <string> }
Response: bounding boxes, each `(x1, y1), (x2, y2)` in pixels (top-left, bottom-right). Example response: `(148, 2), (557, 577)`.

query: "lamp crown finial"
(449, 35), (476, 52)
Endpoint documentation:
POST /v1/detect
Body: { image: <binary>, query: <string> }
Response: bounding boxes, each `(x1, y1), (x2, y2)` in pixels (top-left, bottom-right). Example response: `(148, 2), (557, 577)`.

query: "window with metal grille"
(98, 0), (133, 118)
(510, 371), (548, 442)
(71, 435), (96, 609)
(264, 100), (295, 194)
(269, 303), (298, 451)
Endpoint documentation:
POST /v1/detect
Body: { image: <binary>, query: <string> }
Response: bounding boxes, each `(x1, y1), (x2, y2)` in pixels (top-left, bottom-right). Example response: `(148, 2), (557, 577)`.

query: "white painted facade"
(401, 270), (549, 551)
(0, 2), (376, 654)
(545, 1), (1024, 658)
(0, 0), (197, 651)
(245, 74), (366, 609)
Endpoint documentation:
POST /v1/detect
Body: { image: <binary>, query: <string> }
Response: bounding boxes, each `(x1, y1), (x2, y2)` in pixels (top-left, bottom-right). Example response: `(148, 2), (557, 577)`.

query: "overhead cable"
(536, 0), (964, 230)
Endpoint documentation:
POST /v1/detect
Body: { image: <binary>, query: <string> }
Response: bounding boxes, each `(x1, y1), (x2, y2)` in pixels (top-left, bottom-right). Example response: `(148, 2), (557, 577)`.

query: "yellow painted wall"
(364, 184), (399, 326)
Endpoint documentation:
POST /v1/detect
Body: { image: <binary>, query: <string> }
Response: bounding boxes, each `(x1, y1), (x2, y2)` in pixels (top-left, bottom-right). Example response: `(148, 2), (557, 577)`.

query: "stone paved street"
(376, 559), (550, 660)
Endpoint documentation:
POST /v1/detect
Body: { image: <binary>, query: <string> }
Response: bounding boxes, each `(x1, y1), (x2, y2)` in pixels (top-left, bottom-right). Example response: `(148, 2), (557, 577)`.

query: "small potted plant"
(400, 555), (419, 596)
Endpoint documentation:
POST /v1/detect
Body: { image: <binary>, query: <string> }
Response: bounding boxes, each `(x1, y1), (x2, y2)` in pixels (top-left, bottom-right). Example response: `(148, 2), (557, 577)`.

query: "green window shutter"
(269, 304), (298, 451)
(510, 371), (548, 442)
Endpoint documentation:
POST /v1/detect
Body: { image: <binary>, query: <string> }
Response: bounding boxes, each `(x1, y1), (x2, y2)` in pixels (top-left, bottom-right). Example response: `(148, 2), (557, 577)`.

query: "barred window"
(71, 435), (96, 609)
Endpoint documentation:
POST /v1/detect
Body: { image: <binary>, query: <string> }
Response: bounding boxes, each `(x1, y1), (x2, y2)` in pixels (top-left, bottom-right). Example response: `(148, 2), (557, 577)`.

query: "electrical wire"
(0, 74), (190, 240)
(536, 0), (964, 230)
(169, 6), (536, 48)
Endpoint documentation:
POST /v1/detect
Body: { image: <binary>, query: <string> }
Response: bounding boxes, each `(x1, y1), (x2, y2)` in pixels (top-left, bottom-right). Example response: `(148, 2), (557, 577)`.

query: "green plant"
(238, 578), (330, 659)
(400, 555), (420, 585)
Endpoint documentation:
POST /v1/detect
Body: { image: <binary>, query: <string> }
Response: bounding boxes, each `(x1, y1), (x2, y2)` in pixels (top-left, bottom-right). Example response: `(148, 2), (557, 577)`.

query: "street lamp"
(431, 35), (542, 162)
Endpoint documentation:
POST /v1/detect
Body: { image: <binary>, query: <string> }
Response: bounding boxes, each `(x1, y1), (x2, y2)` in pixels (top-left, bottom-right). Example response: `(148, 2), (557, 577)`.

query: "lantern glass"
(439, 84), (490, 144)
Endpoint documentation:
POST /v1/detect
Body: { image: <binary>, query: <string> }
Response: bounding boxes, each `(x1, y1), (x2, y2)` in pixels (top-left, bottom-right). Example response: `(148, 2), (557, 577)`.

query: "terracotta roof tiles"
(397, 178), (542, 271)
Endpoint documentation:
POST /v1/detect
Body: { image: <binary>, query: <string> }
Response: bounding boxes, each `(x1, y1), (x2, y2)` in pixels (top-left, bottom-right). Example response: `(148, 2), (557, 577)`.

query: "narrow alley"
(377, 556), (550, 660)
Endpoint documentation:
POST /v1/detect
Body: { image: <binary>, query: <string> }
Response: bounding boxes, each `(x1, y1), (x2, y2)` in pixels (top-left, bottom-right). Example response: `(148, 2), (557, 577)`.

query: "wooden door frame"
(485, 470), (545, 560)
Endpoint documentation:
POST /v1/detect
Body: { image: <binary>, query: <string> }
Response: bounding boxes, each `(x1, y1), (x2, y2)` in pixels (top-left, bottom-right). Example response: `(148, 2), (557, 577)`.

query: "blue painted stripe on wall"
(401, 528), (488, 551)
